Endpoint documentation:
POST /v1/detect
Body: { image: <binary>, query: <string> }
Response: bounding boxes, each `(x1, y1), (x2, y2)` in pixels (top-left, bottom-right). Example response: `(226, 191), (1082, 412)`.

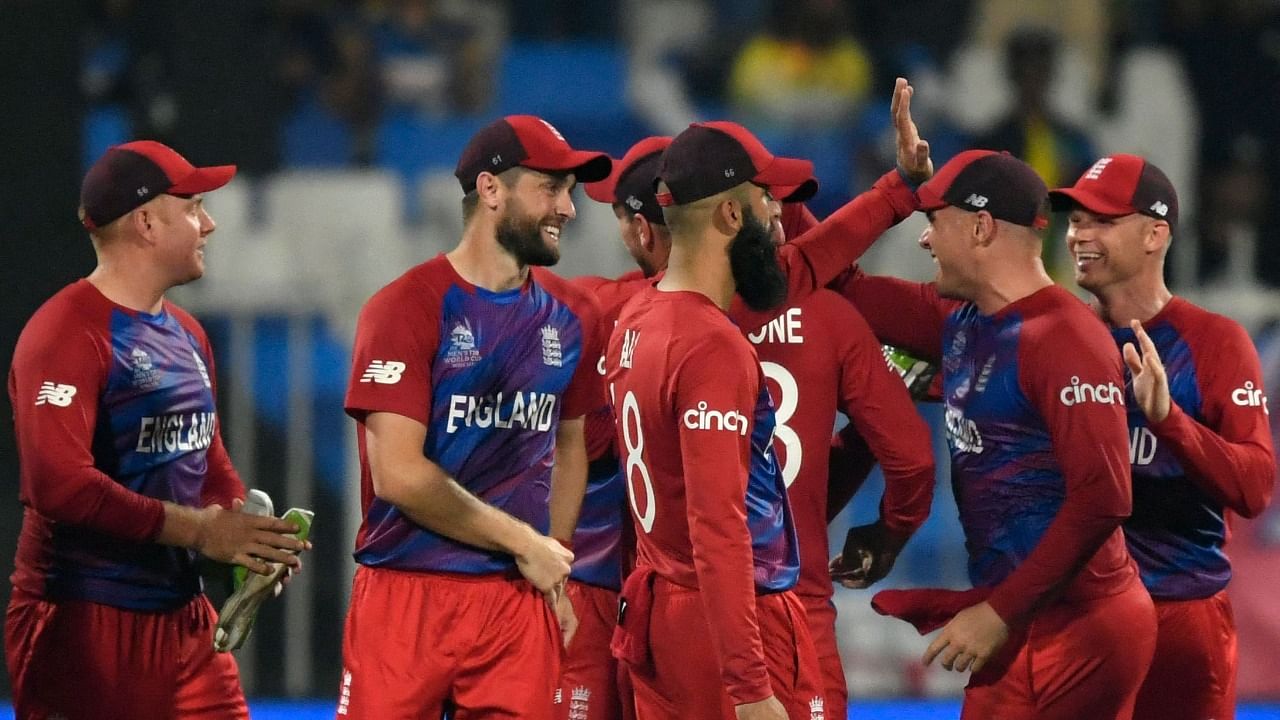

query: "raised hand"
(1122, 319), (1171, 423)
(891, 77), (933, 184)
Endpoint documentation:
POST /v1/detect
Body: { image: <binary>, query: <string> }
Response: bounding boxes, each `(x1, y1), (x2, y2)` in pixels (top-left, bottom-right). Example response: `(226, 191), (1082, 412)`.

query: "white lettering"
(761, 362), (801, 487)
(1129, 426), (1159, 466)
(681, 401), (750, 436)
(1231, 381), (1270, 414)
(945, 405), (984, 454)
(620, 329), (639, 369)
(360, 360), (406, 384)
(1085, 157), (1113, 180)
(136, 413), (216, 453)
(445, 392), (557, 433)
(1058, 376), (1125, 407)
(620, 389), (656, 533)
(747, 308), (805, 345)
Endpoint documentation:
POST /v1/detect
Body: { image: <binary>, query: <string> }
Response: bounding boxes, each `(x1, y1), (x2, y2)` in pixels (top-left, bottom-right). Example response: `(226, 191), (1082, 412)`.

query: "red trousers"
(962, 579), (1157, 720)
(629, 580), (823, 720)
(338, 566), (560, 719)
(5, 592), (247, 720)
(799, 595), (847, 720)
(1133, 590), (1237, 720)
(556, 581), (626, 720)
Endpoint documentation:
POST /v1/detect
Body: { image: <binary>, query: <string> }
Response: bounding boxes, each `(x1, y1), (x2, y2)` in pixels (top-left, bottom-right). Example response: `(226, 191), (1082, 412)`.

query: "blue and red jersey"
(1113, 297), (1275, 600)
(344, 255), (602, 575)
(839, 272), (1137, 623)
(8, 280), (244, 611)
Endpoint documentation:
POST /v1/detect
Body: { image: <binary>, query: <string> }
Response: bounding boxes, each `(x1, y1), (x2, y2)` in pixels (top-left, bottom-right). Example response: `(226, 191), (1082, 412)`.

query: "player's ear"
(1144, 219), (1171, 255)
(475, 171), (503, 213)
(973, 210), (997, 247)
(634, 214), (656, 252)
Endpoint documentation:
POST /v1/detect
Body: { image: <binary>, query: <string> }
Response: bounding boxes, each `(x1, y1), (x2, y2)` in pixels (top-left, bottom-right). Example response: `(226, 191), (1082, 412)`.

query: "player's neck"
(973, 257), (1054, 315)
(87, 262), (166, 314)
(450, 225), (529, 292)
(1091, 275), (1173, 328)
(659, 240), (734, 309)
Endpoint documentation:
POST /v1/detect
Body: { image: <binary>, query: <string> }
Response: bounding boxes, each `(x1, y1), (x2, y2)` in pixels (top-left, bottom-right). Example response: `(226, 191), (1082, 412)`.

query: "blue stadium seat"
(496, 42), (627, 122)
(282, 101), (355, 168)
(374, 112), (488, 184)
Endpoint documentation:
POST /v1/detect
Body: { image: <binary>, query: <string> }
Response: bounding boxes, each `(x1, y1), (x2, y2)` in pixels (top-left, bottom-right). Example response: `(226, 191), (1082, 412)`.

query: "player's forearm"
(831, 267), (949, 361)
(1148, 402), (1276, 517)
(827, 428), (876, 522)
(689, 516), (773, 706)
(200, 431), (247, 509)
(24, 462), (166, 542)
(549, 418), (589, 542)
(373, 454), (540, 556)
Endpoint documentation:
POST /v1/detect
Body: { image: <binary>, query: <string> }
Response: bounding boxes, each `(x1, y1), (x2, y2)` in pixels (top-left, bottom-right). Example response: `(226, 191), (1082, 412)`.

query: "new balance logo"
(35, 382), (77, 407)
(964, 193), (989, 208)
(1149, 201), (1169, 217)
(625, 195), (643, 211)
(360, 360), (406, 384)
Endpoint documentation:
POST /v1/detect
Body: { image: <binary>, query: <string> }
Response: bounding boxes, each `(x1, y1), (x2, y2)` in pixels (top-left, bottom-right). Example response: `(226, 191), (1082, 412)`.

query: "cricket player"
(840, 150), (1158, 719)
(338, 115), (609, 719)
(6, 140), (308, 720)
(1051, 154), (1276, 720)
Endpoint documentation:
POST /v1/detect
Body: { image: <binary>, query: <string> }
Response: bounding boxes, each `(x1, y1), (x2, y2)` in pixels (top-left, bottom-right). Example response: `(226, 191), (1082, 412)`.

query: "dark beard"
(729, 208), (787, 311)
(496, 207), (559, 267)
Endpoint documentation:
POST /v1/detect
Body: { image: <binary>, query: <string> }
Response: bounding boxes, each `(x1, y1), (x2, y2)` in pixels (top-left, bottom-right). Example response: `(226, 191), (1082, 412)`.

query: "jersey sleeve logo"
(1058, 376), (1124, 407)
(192, 350), (212, 388)
(360, 360), (406, 385)
(682, 401), (749, 436)
(35, 382), (77, 407)
(1231, 380), (1269, 414)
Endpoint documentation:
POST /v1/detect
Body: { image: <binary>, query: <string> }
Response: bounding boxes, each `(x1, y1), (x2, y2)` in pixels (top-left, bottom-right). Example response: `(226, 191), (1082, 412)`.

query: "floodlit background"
(2, 0), (1279, 717)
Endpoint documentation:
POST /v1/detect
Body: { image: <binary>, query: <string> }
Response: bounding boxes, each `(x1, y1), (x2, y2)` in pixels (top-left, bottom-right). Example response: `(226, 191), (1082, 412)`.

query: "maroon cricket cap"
(583, 136), (672, 225)
(454, 115), (612, 193)
(917, 149), (1049, 229)
(79, 140), (237, 230)
(1049, 154), (1178, 227)
(654, 121), (818, 207)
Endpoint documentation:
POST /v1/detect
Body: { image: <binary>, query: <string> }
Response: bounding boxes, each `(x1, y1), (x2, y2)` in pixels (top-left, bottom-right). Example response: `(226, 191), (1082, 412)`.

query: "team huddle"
(6, 78), (1275, 720)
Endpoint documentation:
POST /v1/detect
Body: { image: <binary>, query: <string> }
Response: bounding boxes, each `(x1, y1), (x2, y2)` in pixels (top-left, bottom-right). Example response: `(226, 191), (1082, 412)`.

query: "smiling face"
(150, 193), (216, 285)
(919, 205), (981, 300)
(1064, 207), (1163, 293)
(495, 168), (577, 266)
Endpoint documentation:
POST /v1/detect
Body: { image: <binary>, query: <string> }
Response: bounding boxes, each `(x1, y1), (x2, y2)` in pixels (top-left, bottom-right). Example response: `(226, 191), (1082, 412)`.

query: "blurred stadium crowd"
(5, 0), (1279, 706)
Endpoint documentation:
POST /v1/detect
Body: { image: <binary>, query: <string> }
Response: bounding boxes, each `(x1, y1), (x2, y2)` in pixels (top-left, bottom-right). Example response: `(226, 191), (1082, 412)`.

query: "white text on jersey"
(446, 391), (557, 433)
(945, 405), (984, 454)
(1231, 381), (1269, 414)
(620, 329), (639, 369)
(1130, 426), (1158, 466)
(682, 401), (749, 436)
(360, 360), (406, 384)
(1058, 376), (1124, 407)
(747, 308), (804, 345)
(137, 412), (217, 453)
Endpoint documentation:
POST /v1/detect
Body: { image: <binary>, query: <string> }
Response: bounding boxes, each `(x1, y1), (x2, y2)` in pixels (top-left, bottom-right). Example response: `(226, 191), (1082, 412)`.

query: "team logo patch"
(360, 360), (406, 384)
(130, 347), (161, 389)
(541, 324), (563, 367)
(35, 382), (77, 407)
(569, 686), (591, 720)
(445, 319), (481, 368)
(809, 696), (826, 720)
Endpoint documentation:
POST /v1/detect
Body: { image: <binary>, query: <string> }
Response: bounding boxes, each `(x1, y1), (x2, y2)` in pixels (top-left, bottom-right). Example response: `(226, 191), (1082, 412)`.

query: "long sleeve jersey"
(1115, 296), (1275, 599)
(835, 271), (1138, 623)
(9, 280), (244, 611)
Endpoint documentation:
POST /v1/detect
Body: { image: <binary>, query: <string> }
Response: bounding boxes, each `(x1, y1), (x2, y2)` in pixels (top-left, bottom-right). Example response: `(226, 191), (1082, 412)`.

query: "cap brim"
(582, 157), (622, 204)
(168, 165), (237, 195)
(771, 181), (818, 203)
(526, 150), (613, 184)
(753, 156), (817, 202)
(1047, 187), (1134, 216)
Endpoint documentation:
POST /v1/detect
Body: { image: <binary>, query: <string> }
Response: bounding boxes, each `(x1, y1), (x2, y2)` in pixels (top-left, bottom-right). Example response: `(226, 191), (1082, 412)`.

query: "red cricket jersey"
(605, 286), (800, 703)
